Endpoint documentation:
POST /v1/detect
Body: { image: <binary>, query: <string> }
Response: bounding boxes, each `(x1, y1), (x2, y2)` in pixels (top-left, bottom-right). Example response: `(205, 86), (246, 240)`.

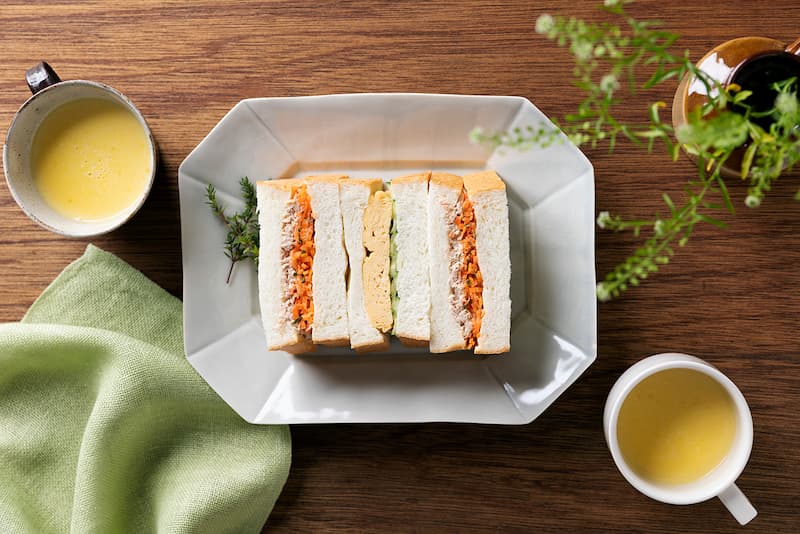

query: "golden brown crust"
(257, 177), (307, 191)
(315, 336), (350, 347)
(354, 338), (391, 353)
(429, 342), (467, 354)
(474, 345), (510, 355)
(391, 171), (431, 185)
(397, 335), (429, 348)
(463, 170), (505, 195)
(343, 178), (383, 192)
(430, 171), (463, 190)
(275, 339), (315, 354)
(305, 173), (348, 184)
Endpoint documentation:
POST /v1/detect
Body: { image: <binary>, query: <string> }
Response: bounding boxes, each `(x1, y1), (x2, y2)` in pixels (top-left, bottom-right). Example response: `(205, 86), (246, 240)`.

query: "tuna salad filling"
(446, 190), (484, 348)
(280, 185), (315, 336)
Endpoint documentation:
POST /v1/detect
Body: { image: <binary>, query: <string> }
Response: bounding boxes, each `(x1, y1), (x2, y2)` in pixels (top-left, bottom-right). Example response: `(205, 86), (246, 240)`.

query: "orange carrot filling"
(290, 185), (315, 334)
(454, 194), (483, 348)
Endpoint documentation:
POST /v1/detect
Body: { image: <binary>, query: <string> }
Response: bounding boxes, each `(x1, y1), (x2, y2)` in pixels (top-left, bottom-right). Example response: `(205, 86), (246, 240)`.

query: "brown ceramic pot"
(672, 36), (800, 177)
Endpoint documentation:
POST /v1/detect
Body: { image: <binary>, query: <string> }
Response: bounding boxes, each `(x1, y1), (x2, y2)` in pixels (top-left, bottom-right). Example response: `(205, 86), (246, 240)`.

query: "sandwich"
(257, 174), (350, 353)
(427, 170), (510, 354)
(340, 179), (392, 351)
(388, 171), (432, 346)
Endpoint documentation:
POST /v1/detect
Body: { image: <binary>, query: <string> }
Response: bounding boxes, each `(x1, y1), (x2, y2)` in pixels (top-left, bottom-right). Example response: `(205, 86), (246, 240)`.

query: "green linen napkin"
(0, 245), (291, 534)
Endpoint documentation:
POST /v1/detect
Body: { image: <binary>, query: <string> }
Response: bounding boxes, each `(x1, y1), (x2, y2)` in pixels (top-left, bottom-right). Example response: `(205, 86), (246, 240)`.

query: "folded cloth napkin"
(0, 245), (290, 534)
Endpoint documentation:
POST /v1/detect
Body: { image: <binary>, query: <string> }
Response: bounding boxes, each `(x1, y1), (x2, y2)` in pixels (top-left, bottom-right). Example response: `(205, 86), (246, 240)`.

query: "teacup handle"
(786, 36), (800, 56)
(25, 61), (61, 94)
(718, 483), (757, 525)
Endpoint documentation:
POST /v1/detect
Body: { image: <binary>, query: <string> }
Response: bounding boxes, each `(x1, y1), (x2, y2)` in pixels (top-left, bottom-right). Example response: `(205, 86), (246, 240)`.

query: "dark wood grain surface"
(1, 1), (798, 532)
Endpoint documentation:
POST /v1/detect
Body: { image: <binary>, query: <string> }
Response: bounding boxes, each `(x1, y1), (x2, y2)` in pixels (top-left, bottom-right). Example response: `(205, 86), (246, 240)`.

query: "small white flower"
(775, 92), (798, 116)
(469, 127), (484, 144)
(600, 74), (620, 94)
(535, 14), (554, 35)
(604, 0), (620, 6)
(596, 211), (612, 229)
(653, 219), (666, 238)
(745, 194), (761, 208)
(596, 282), (611, 302)
(572, 41), (593, 61)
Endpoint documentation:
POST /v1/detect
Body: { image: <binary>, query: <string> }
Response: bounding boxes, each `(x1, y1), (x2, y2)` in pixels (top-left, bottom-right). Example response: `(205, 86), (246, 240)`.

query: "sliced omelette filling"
(280, 184), (315, 336)
(362, 190), (393, 333)
(447, 189), (484, 348)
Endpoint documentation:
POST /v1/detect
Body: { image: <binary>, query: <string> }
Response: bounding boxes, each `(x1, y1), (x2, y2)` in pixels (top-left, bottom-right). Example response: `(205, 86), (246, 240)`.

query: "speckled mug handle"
(25, 62), (61, 94)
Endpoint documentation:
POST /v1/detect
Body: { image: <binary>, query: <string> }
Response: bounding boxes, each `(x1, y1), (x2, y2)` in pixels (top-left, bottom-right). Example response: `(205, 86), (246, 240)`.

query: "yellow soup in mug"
(616, 368), (737, 486)
(31, 98), (151, 222)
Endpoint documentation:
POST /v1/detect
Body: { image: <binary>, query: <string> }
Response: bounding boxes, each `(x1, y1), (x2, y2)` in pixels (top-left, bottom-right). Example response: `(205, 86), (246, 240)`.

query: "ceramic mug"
(672, 36), (800, 177)
(604, 353), (756, 525)
(3, 62), (157, 237)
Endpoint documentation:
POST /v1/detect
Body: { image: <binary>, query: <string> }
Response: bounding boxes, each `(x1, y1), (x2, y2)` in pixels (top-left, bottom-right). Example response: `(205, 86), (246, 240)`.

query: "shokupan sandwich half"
(388, 171), (432, 347)
(257, 174), (350, 353)
(427, 170), (510, 354)
(339, 179), (392, 352)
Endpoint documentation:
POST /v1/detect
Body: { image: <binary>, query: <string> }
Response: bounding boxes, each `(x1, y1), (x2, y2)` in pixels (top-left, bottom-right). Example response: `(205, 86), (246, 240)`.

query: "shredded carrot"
(454, 194), (483, 348)
(290, 185), (314, 333)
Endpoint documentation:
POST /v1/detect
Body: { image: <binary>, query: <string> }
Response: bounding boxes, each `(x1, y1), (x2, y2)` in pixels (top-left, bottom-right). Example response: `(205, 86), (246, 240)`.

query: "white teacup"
(3, 62), (157, 237)
(604, 353), (756, 525)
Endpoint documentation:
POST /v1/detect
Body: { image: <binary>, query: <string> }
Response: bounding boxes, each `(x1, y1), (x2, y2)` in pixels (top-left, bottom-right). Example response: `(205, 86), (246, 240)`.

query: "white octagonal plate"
(179, 94), (596, 424)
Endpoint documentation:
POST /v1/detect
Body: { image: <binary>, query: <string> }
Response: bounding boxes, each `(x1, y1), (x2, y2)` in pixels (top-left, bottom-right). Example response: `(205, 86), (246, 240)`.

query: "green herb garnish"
(472, 0), (800, 301)
(206, 177), (260, 283)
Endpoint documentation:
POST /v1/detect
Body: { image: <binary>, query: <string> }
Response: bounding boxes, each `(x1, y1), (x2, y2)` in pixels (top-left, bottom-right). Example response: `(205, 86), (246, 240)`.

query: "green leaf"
(732, 90), (753, 104)
(740, 142), (758, 180)
(715, 174), (735, 215)
(662, 193), (676, 215)
(636, 129), (667, 138)
(670, 143), (682, 161)
(697, 214), (727, 229)
(643, 69), (678, 88)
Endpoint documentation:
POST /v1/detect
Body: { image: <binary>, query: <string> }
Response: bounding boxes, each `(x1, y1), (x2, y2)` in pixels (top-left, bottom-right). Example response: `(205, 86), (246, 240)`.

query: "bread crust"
(463, 170), (505, 194)
(397, 335), (429, 348)
(257, 177), (307, 191)
(430, 171), (462, 190)
(430, 342), (467, 354)
(305, 173), (348, 183)
(354, 339), (391, 353)
(474, 344), (510, 355)
(392, 171), (431, 185)
(273, 338), (315, 354)
(344, 178), (383, 191)
(315, 336), (350, 347)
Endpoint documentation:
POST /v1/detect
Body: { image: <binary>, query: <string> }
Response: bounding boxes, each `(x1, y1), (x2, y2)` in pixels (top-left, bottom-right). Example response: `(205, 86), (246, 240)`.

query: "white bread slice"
(306, 174), (350, 346)
(427, 172), (468, 353)
(389, 172), (431, 346)
(340, 179), (390, 352)
(257, 178), (313, 354)
(464, 171), (511, 354)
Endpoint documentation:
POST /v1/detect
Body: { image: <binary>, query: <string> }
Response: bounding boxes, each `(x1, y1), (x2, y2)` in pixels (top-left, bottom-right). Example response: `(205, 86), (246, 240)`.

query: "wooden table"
(1, 1), (798, 531)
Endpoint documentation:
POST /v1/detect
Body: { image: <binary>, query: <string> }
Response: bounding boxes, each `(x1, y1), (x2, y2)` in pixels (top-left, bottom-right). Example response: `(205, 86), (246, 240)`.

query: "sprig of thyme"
(206, 177), (259, 283)
(472, 0), (800, 301)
